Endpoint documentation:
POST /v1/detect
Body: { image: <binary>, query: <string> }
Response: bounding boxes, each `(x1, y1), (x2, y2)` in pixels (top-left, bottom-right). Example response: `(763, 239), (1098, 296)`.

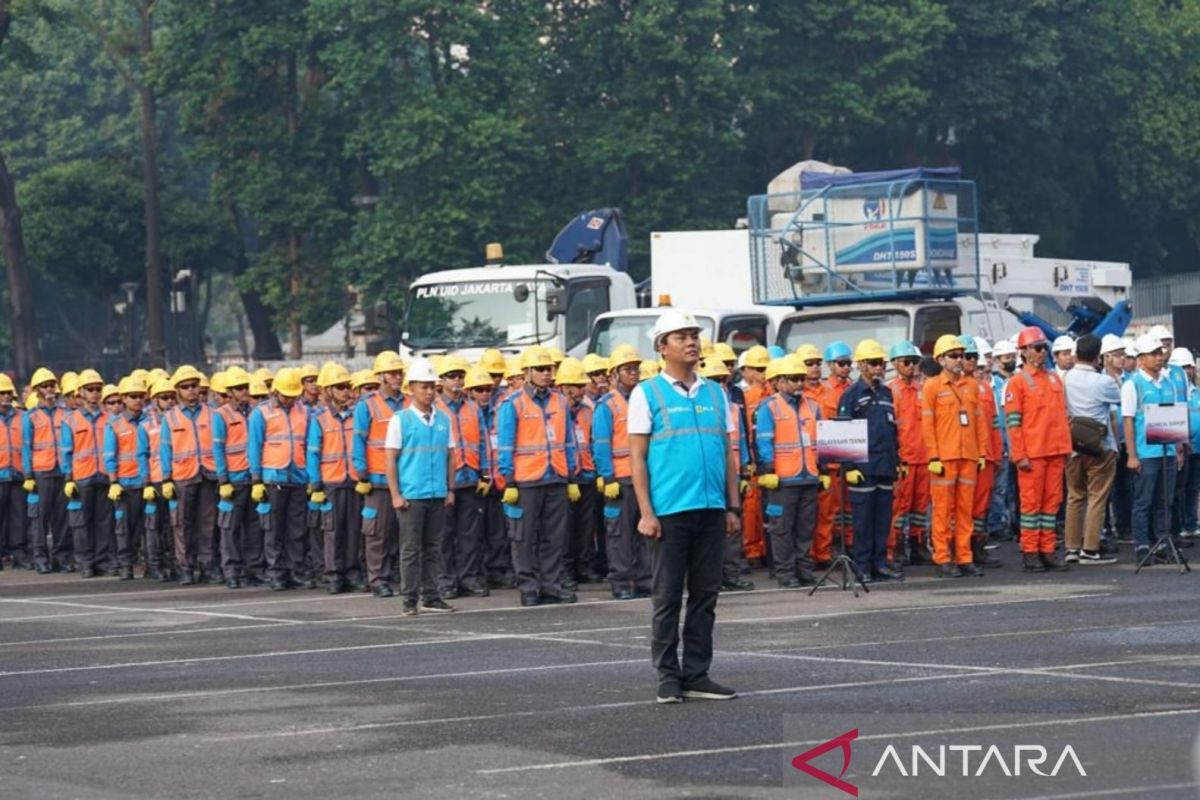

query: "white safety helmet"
(974, 336), (993, 357)
(1051, 335), (1075, 354)
(992, 338), (1018, 358)
(406, 357), (440, 383)
(649, 310), (701, 348)
(1134, 333), (1165, 357)
(1099, 333), (1125, 356)
(1121, 337), (1137, 355)
(1148, 324), (1173, 343)
(1168, 347), (1195, 368)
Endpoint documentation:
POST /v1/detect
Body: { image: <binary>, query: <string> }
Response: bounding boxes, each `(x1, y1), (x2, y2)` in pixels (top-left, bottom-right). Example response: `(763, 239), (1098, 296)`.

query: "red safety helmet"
(1015, 326), (1048, 349)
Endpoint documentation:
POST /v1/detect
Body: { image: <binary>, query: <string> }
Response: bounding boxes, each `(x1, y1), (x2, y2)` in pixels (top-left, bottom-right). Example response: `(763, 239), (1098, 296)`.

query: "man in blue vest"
(1121, 333), (1183, 562)
(384, 358), (457, 616)
(629, 310), (741, 705)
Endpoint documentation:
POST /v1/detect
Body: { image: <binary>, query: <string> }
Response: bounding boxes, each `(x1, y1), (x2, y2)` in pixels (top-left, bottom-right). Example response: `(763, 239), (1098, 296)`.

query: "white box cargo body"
(649, 229), (755, 308)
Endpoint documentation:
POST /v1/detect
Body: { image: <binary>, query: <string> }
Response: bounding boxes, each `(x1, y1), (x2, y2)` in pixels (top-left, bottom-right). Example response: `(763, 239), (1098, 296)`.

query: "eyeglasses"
(834, 360), (851, 368)
(781, 375), (804, 382)
(104, 398), (122, 406)
(531, 365), (553, 373)
(944, 352), (964, 360)
(862, 359), (884, 368)
(803, 359), (822, 367)
(443, 371), (466, 380)
(964, 353), (979, 360)
(177, 381), (200, 390)
(897, 357), (921, 367)
(330, 384), (351, 391)
(472, 387), (493, 394)
(81, 385), (102, 393)
(1029, 344), (1049, 353)
(124, 394), (146, 401)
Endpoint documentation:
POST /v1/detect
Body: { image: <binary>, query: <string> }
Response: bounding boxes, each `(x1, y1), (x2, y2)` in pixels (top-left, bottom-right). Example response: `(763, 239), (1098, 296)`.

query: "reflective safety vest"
(607, 390), (632, 480)
(730, 398), (744, 469)
(29, 405), (63, 474)
(365, 392), (406, 477)
(396, 407), (452, 500)
(437, 395), (482, 473)
(144, 412), (166, 484)
(260, 402), (308, 471)
(108, 415), (142, 481)
(511, 390), (569, 484)
(1131, 372), (1179, 460)
(572, 402), (595, 475)
(215, 405), (250, 474)
(764, 393), (819, 479)
(316, 408), (354, 485)
(165, 405), (217, 481)
(0, 409), (19, 475)
(643, 375), (728, 516)
(65, 409), (105, 481)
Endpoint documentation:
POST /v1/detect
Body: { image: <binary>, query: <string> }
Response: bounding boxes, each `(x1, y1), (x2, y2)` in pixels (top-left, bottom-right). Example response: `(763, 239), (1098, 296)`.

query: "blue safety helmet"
(959, 335), (979, 355)
(767, 345), (787, 359)
(888, 340), (921, 360)
(824, 341), (852, 362)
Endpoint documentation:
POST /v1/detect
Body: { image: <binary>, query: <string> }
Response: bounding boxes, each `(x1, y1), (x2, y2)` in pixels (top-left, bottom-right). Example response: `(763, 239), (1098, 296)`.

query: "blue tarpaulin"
(800, 167), (962, 191)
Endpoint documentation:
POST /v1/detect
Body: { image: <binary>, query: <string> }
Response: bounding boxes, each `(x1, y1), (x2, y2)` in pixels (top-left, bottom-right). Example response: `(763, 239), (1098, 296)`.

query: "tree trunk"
(225, 201), (282, 360)
(285, 51), (302, 360)
(0, 150), (38, 377)
(138, 1), (166, 367)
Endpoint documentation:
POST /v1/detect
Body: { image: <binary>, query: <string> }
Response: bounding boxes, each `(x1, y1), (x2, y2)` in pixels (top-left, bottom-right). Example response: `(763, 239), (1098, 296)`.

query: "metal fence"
(1130, 272), (1200, 323)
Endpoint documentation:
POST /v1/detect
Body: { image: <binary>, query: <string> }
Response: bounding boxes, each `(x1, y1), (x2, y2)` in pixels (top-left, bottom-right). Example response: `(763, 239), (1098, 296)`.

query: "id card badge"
(959, 411), (970, 427)
(547, 426), (556, 444)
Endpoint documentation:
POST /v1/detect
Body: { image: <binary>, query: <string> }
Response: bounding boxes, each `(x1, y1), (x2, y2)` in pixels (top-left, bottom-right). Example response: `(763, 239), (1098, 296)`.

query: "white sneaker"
(1078, 549), (1117, 565)
(1064, 550), (1080, 564)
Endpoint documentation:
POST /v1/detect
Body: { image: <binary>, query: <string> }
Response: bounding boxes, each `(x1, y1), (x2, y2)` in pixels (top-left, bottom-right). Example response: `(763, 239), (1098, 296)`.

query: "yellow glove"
(23, 478), (36, 493)
(738, 479), (750, 496)
(604, 481), (621, 500)
(898, 463), (910, 479)
(142, 486), (157, 502)
(845, 469), (864, 486)
(819, 474), (832, 491)
(757, 473), (780, 490)
(476, 479), (491, 496)
(928, 460), (945, 476)
(218, 483), (235, 500)
(567, 483), (581, 503)
(161, 481), (176, 500)
(355, 480), (373, 496)
(64, 481), (78, 499)
(251, 483), (267, 503)
(745, 463), (757, 478)
(595, 476), (605, 492)
(502, 487), (519, 505)
(977, 456), (986, 472)
(107, 483), (123, 502)
(311, 490), (327, 504)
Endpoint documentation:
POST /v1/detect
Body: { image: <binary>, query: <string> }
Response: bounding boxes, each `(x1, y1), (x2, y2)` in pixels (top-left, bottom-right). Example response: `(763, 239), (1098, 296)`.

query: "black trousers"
(70, 482), (114, 572)
(322, 486), (362, 583)
(849, 476), (893, 574)
(650, 509), (726, 684)
(440, 486), (485, 591)
(218, 483), (263, 578)
(766, 484), (817, 578)
(33, 474), (71, 569)
(399, 498), (445, 602)
(566, 481), (601, 579)
(173, 479), (217, 573)
(264, 484), (307, 580)
(112, 488), (144, 568)
(0, 481), (28, 563)
(603, 482), (649, 591)
(508, 484), (569, 596)
(482, 493), (512, 580)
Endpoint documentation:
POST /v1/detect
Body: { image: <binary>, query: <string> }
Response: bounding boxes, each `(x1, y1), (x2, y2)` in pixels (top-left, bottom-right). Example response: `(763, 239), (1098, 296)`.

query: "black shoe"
(777, 577), (802, 589)
(657, 679), (683, 705)
(270, 578), (289, 591)
(562, 576), (579, 591)
(420, 597), (455, 613)
(720, 577), (755, 592)
(439, 587), (459, 600)
(859, 573), (874, 585)
(178, 570), (196, 585)
(79, 567), (97, 578)
(244, 574), (267, 587)
(935, 563), (963, 578)
(873, 567), (905, 582)
(1079, 549), (1118, 565)
(633, 586), (652, 598)
(401, 599), (418, 616)
(36, 564), (52, 575)
(612, 587), (637, 600)
(540, 591), (577, 604)
(1040, 552), (1070, 572)
(1022, 552), (1047, 572)
(519, 591), (540, 607)
(959, 563), (984, 577)
(681, 677), (736, 701)
(303, 576), (318, 590)
(204, 571), (224, 585)
(225, 577), (242, 590)
(812, 560), (833, 571)
(118, 566), (134, 581)
(327, 579), (345, 594)
(1172, 537), (1195, 549)
(460, 584), (490, 597)
(488, 574), (517, 590)
(579, 570), (604, 584)
(372, 583), (394, 598)
(157, 569), (171, 583)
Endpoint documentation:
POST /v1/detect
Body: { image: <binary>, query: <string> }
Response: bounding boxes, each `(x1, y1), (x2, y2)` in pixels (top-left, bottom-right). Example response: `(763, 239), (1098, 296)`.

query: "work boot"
(971, 535), (1003, 568)
(935, 563), (963, 578)
(907, 539), (932, 565)
(958, 562), (984, 577)
(1040, 551), (1070, 572)
(1022, 552), (1047, 572)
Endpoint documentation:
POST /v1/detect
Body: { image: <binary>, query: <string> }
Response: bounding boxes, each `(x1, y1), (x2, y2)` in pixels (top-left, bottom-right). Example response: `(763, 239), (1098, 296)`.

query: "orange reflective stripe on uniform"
(608, 390), (632, 480)
(66, 410), (104, 480)
(216, 405), (250, 473)
(109, 416), (141, 480)
(261, 404), (307, 470)
(317, 409), (354, 485)
(30, 406), (63, 473)
(766, 394), (819, 478)
(166, 405), (216, 481)
(512, 391), (569, 483)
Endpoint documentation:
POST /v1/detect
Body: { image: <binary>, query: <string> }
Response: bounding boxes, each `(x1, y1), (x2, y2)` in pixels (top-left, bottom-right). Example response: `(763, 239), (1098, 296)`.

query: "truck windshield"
(590, 314), (716, 357)
(402, 279), (557, 349)
(778, 311), (911, 355)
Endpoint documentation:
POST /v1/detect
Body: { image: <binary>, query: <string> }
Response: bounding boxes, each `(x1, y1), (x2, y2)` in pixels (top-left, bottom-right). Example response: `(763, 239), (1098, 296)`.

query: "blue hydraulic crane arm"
(1005, 298), (1133, 341)
(545, 208), (629, 272)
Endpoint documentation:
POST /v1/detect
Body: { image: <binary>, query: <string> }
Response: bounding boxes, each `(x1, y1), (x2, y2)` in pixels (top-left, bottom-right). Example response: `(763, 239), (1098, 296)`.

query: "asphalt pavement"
(2, 541), (1200, 800)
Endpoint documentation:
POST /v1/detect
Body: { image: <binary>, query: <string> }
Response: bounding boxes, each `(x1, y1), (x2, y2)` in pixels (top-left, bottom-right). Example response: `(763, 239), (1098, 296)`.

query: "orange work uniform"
(972, 374), (1003, 535)
(1004, 366), (1072, 555)
(921, 372), (988, 565)
(740, 381), (772, 562)
(888, 376), (930, 559)
(814, 375), (852, 562)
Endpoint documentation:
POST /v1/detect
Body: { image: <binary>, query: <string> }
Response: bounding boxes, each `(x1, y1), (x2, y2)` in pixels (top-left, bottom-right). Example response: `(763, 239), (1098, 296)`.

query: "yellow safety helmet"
(699, 358), (730, 379)
(317, 361), (352, 388)
(372, 350), (406, 375)
(478, 348), (507, 374)
(30, 367), (56, 388)
(210, 371), (228, 395)
(130, 368), (151, 385)
(638, 360), (661, 380)
(197, 371), (210, 389)
(713, 342), (736, 363)
(297, 363), (319, 382)
(555, 357), (588, 386)
(77, 369), (104, 389)
(118, 375), (148, 396)
(350, 369), (379, 390)
(149, 368), (169, 382)
(764, 357), (786, 381)
(150, 378), (175, 398)
(581, 353), (609, 375)
(171, 364), (204, 387)
(252, 367), (274, 385)
(0, 373), (15, 394)
(100, 383), (121, 403)
(504, 357), (524, 379)
(794, 344), (822, 363)
(547, 347), (567, 365)
(700, 337), (715, 359)
(438, 354), (471, 376)
(224, 366), (251, 388)
(249, 378), (269, 397)
(853, 339), (888, 362)
(521, 347), (555, 370)
(608, 344), (642, 369)
(933, 334), (967, 359)
(272, 366), (303, 397)
(742, 345), (770, 369)
(26, 392), (39, 410)
(60, 371), (79, 395)
(464, 366), (493, 390)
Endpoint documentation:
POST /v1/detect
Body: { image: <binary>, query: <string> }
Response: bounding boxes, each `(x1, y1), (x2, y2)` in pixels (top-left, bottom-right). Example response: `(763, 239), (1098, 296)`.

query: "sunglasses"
(1029, 344), (1049, 353)
(944, 352), (964, 360)
(124, 393), (146, 401)
(177, 381), (199, 390)
(330, 384), (351, 391)
(803, 359), (822, 367)
(781, 374), (804, 382)
(104, 398), (123, 406)
(897, 357), (920, 367)
(81, 385), (102, 393)
(472, 386), (493, 393)
(862, 359), (885, 368)
(443, 371), (466, 380)
(587, 371), (607, 379)
(834, 360), (852, 368)
(964, 353), (979, 360)
(531, 365), (553, 373)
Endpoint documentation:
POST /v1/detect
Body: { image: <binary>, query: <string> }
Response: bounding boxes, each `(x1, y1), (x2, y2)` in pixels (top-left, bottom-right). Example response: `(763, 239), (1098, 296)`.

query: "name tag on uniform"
(547, 427), (556, 443)
(802, 433), (812, 447)
(959, 411), (970, 427)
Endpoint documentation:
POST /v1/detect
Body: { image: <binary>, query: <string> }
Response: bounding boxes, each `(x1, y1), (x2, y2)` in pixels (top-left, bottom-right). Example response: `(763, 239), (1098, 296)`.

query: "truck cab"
(775, 300), (964, 355)
(588, 306), (788, 358)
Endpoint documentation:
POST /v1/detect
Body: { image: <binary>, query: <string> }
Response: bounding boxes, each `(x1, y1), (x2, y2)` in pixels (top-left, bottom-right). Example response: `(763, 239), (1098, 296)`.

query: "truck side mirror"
(544, 285), (567, 316)
(513, 283), (530, 303)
